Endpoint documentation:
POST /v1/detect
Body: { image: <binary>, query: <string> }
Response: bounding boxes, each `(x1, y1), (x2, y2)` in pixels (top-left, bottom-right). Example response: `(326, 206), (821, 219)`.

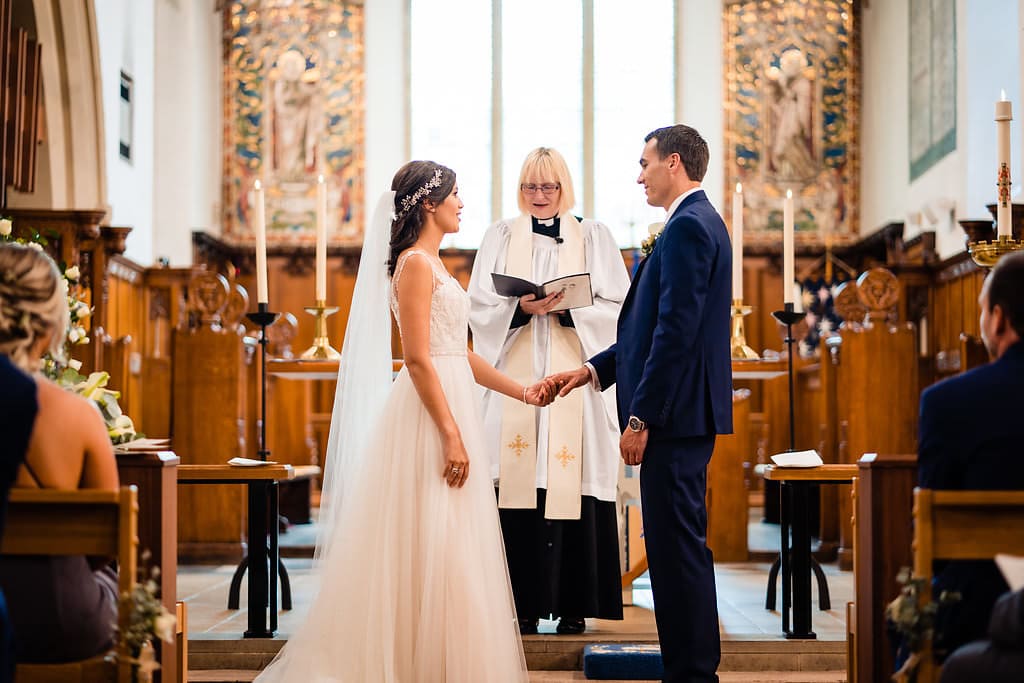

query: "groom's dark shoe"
(518, 618), (539, 635)
(556, 617), (586, 635)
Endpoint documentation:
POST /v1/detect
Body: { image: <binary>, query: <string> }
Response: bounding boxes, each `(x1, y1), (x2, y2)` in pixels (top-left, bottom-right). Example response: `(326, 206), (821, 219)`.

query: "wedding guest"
(917, 249), (1024, 657)
(468, 147), (630, 635)
(940, 588), (1024, 683)
(0, 242), (120, 664)
(0, 354), (37, 681)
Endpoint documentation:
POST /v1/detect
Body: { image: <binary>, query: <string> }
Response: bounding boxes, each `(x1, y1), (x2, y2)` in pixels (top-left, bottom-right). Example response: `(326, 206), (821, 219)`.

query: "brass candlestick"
(300, 300), (341, 360)
(731, 299), (760, 361)
(968, 235), (1023, 268)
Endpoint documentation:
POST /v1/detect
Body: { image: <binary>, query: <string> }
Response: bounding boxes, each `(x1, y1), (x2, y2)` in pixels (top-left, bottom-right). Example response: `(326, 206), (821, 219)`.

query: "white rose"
(27, 242), (43, 252)
(648, 221), (665, 236)
(75, 302), (91, 318)
(0, 218), (11, 236)
(68, 359), (82, 371)
(68, 328), (81, 343)
(153, 612), (177, 643)
(64, 265), (80, 281)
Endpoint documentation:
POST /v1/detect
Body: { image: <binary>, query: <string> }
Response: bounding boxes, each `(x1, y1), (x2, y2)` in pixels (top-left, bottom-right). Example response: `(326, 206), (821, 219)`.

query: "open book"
(491, 272), (593, 312)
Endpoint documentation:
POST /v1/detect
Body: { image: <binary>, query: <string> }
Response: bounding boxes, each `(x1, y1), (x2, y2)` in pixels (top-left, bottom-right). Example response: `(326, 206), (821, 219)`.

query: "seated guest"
(0, 243), (120, 663)
(940, 588), (1024, 683)
(0, 355), (38, 682)
(917, 250), (1024, 656)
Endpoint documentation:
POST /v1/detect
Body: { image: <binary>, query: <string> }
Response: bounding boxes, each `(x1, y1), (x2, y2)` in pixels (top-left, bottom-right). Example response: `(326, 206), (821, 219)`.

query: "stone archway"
(6, 0), (106, 214)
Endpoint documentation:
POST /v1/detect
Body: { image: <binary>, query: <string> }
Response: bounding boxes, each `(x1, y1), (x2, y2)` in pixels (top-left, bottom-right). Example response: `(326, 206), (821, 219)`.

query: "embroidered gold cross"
(555, 446), (576, 468)
(507, 434), (530, 457)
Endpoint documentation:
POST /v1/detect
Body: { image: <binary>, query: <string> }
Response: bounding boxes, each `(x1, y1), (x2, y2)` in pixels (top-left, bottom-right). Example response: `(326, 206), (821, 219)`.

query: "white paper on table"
(770, 449), (824, 468)
(996, 554), (1024, 591)
(228, 457), (278, 467)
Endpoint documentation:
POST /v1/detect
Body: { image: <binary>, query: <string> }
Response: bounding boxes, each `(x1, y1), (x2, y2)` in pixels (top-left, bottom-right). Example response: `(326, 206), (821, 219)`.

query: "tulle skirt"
(255, 356), (528, 682)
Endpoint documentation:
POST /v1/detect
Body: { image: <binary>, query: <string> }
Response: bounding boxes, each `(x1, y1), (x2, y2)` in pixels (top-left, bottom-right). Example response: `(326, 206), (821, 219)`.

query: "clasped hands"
(524, 366), (648, 466)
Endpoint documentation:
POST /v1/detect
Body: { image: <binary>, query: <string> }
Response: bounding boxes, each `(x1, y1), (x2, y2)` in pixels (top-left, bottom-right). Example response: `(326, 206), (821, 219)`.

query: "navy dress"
(0, 356), (38, 680)
(0, 357), (118, 664)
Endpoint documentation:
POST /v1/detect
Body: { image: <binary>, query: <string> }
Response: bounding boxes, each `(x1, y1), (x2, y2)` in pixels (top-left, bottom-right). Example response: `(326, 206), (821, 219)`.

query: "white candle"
(316, 174), (327, 301)
(253, 180), (269, 305)
(783, 189), (795, 305)
(732, 183), (744, 301)
(996, 91), (1013, 238)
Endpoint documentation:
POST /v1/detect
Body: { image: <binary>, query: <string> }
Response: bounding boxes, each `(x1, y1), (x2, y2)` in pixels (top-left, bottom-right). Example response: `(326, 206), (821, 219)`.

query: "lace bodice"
(390, 250), (470, 357)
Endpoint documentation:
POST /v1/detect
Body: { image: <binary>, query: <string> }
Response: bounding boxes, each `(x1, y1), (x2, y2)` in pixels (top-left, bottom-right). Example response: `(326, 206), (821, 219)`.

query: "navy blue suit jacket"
(917, 341), (1024, 653)
(590, 189), (733, 438)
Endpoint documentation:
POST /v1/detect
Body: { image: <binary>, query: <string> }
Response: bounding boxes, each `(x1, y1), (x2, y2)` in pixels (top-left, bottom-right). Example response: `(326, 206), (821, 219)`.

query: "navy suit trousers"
(641, 434), (720, 683)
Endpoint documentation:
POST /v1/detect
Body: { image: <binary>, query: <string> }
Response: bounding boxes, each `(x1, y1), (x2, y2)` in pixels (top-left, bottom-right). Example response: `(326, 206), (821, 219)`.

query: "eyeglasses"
(520, 183), (560, 195)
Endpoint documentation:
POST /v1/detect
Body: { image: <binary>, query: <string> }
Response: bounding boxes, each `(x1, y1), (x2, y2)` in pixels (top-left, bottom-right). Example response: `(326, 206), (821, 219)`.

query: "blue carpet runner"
(582, 643), (664, 680)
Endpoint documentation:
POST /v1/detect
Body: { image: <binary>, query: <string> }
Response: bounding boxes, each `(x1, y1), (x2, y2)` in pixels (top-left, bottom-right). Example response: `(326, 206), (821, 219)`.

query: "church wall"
(680, 0), (724, 210)
(152, 0), (221, 267)
(364, 0), (410, 216)
(861, 0), (1020, 260)
(94, 0), (155, 265)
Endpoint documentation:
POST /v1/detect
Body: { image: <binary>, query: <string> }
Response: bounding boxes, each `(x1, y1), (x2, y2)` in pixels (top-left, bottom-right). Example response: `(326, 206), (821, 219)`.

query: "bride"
(254, 161), (552, 682)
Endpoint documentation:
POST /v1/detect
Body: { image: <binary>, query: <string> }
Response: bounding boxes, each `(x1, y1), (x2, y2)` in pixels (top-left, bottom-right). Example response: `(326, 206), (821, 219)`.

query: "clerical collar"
(531, 215), (562, 241)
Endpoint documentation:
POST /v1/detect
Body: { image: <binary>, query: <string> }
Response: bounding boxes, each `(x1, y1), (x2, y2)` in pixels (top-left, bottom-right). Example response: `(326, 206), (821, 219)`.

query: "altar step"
(187, 668), (846, 682)
(187, 633), (846, 675)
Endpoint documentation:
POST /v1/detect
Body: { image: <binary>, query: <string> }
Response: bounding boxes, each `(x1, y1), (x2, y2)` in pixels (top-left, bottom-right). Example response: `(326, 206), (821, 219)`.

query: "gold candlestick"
(968, 235), (1024, 268)
(731, 299), (760, 361)
(300, 300), (341, 360)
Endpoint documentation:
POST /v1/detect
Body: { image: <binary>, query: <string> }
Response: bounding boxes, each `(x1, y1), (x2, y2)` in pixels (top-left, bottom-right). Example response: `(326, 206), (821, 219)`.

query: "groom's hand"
(620, 428), (648, 466)
(547, 367), (591, 398)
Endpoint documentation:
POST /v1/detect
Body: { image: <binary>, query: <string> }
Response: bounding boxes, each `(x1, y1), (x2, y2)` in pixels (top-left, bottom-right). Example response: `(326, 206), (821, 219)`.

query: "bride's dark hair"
(387, 160), (455, 276)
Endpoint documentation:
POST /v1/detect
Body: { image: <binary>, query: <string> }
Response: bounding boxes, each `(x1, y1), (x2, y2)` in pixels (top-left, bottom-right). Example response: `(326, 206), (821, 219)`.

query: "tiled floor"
(180, 513), (852, 680)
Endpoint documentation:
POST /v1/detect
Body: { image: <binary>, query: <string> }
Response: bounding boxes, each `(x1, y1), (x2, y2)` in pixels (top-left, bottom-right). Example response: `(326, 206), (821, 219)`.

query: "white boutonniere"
(640, 222), (665, 257)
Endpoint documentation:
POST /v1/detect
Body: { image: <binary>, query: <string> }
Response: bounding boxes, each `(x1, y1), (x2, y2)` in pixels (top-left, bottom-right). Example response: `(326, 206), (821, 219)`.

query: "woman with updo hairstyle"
(253, 160), (556, 682)
(0, 242), (120, 665)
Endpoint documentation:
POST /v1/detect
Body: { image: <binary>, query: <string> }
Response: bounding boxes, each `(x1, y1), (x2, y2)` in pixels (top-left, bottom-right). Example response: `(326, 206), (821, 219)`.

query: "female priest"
(468, 146), (629, 635)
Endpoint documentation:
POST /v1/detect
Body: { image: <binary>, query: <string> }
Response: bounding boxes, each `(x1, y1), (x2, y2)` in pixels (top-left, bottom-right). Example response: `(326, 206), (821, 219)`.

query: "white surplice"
(468, 217), (630, 503)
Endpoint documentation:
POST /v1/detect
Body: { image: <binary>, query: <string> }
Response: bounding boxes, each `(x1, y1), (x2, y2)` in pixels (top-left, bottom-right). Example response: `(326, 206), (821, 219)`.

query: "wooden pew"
(912, 488), (1024, 682)
(706, 389), (751, 561)
(852, 453), (917, 683)
(2, 486), (138, 683)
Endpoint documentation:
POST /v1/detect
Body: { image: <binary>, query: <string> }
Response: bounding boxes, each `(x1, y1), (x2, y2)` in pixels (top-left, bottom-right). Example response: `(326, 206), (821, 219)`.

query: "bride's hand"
(442, 431), (470, 488)
(524, 379), (557, 407)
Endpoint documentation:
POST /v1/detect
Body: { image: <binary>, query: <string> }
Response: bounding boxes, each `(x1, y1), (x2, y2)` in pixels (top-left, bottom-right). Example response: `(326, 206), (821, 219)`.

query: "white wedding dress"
(254, 249), (528, 682)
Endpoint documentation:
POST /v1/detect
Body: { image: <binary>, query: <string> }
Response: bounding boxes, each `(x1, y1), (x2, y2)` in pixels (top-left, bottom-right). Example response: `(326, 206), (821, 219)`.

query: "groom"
(551, 124), (732, 682)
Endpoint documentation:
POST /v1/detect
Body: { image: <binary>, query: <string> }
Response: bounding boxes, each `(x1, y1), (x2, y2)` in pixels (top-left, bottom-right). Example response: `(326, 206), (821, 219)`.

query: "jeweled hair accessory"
(394, 168), (444, 220)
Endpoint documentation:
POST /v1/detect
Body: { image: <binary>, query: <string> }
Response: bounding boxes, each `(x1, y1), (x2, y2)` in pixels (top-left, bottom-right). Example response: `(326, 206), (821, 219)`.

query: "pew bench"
(1, 486), (138, 683)
(912, 488), (1024, 683)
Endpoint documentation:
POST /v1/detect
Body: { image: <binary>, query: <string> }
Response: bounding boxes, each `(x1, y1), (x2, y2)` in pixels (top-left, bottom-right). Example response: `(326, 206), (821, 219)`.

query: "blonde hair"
(517, 147), (576, 216)
(0, 243), (68, 371)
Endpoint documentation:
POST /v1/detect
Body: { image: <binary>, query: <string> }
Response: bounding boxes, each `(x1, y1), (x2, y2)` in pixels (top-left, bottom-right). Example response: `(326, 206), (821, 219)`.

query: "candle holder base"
(300, 301), (341, 360)
(731, 300), (760, 361)
(968, 235), (1024, 268)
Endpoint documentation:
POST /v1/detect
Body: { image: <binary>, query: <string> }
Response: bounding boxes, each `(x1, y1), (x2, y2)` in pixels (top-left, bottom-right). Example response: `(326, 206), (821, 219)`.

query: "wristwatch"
(627, 415), (647, 432)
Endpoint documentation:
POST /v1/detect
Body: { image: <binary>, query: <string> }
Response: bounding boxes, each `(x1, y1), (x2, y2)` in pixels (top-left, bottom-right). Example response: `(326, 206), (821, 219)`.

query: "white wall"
(94, 0), (155, 264)
(364, 0), (409, 214)
(861, 0), (1021, 259)
(152, 0), (221, 266)
(680, 0), (724, 211)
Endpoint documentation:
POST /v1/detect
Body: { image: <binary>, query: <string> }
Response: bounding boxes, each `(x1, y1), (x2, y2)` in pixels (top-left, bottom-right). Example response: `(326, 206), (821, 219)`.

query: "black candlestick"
(772, 303), (804, 452)
(245, 302), (280, 461)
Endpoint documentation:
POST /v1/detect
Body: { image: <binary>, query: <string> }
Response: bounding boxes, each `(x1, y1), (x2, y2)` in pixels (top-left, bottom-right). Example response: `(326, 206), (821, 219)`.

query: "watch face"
(629, 417), (642, 431)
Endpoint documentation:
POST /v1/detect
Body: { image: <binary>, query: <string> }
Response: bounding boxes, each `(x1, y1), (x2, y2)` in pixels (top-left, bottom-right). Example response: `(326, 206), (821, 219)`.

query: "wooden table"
(762, 464), (858, 639)
(178, 464), (295, 638)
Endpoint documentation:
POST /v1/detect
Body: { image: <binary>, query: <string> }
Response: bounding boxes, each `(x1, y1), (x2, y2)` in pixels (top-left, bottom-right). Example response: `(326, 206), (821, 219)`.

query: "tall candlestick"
(316, 174), (327, 301)
(732, 183), (744, 300)
(996, 91), (1013, 238)
(783, 189), (795, 305)
(253, 180), (269, 304)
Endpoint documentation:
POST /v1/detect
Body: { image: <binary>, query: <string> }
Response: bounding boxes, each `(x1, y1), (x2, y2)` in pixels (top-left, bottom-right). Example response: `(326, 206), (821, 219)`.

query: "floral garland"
(1, 217), (139, 444)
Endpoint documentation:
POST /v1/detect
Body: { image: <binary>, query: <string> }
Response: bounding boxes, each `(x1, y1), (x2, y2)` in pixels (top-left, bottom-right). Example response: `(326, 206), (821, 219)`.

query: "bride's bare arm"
(467, 351), (555, 406)
(396, 255), (469, 487)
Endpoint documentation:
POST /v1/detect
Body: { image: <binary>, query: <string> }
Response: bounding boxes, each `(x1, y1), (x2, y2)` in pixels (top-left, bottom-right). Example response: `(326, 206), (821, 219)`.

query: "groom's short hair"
(645, 125), (709, 182)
